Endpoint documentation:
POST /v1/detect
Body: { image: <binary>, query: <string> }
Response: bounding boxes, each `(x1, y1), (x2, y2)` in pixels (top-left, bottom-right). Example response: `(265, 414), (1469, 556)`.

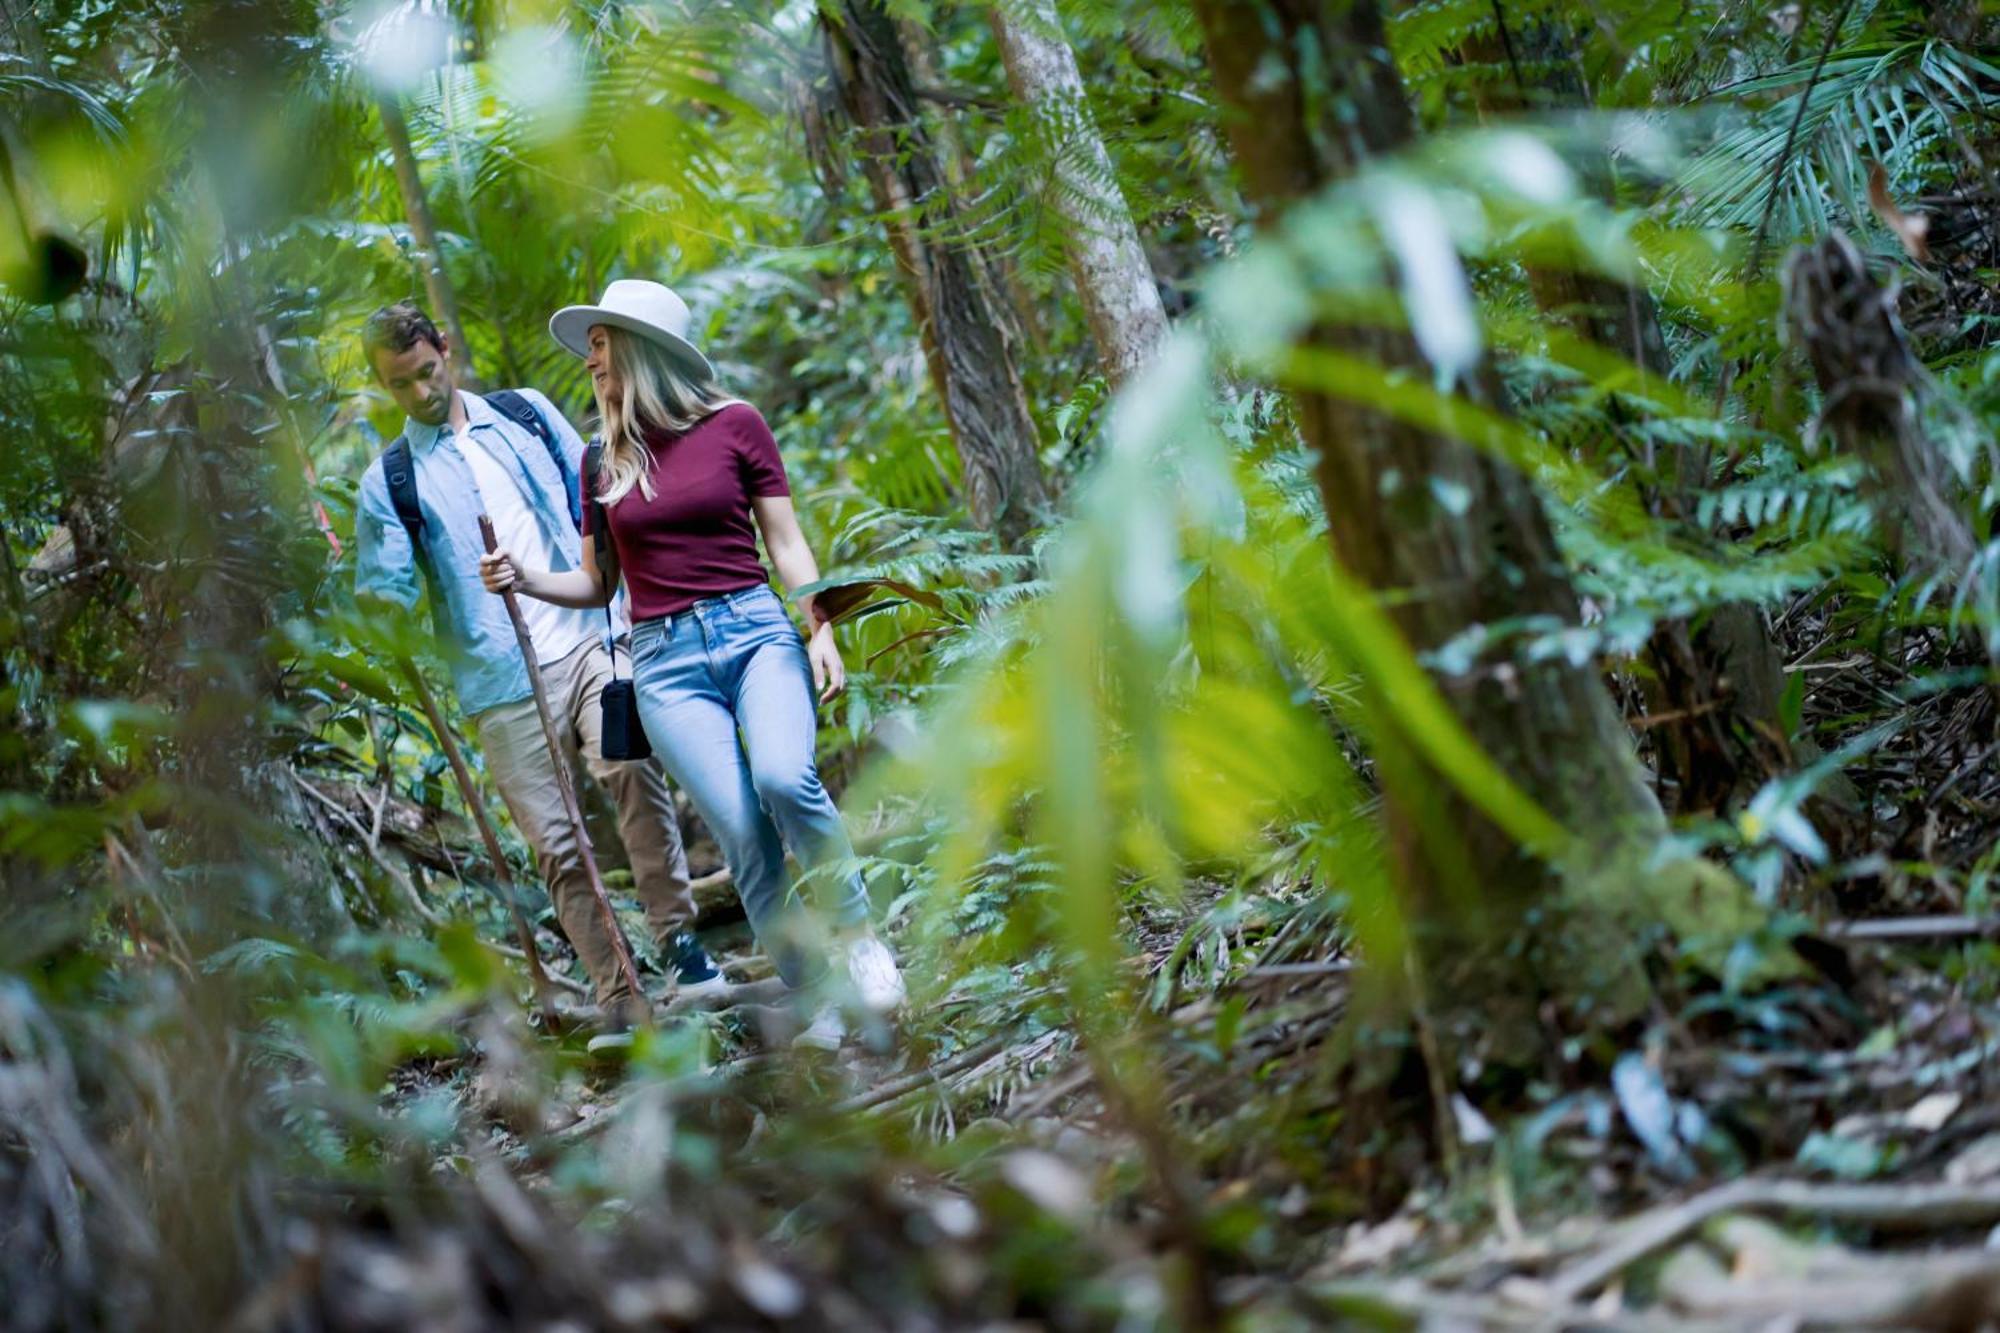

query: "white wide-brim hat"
(549, 279), (715, 380)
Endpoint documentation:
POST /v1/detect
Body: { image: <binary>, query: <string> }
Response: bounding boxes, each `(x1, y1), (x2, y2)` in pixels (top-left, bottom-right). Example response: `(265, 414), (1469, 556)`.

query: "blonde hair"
(593, 326), (740, 505)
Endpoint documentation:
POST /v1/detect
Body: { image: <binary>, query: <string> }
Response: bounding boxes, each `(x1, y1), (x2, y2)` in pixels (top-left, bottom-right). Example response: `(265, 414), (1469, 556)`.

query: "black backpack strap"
(382, 436), (423, 551)
(380, 436), (446, 634)
(485, 388), (552, 449)
(582, 440), (609, 569)
(485, 388), (579, 525)
(582, 439), (622, 662)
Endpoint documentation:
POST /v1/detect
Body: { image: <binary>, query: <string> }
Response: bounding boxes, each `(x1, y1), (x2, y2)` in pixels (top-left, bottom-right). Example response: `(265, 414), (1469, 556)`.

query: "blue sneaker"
(664, 929), (729, 999)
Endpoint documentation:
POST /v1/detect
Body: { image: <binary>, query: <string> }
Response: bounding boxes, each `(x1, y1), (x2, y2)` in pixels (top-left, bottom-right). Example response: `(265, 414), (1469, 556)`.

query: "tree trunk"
(825, 1), (1048, 543)
(900, 19), (1047, 349)
(1189, 0), (1660, 980)
(990, 0), (1169, 386)
(1787, 232), (1978, 569)
(1462, 14), (1667, 372)
(1462, 12), (1816, 822)
(849, 126), (957, 423)
(377, 92), (480, 391)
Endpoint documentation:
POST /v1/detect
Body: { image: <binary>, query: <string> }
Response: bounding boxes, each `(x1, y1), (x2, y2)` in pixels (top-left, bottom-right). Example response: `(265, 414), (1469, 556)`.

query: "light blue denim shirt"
(354, 388), (600, 717)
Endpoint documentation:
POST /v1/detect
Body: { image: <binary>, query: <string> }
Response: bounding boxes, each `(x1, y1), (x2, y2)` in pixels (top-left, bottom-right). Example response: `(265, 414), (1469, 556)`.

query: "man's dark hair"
(362, 301), (443, 363)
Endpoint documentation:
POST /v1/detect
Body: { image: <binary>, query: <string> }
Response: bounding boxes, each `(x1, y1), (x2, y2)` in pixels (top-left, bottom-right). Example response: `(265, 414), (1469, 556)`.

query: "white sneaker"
(846, 935), (907, 1014)
(792, 1004), (845, 1052)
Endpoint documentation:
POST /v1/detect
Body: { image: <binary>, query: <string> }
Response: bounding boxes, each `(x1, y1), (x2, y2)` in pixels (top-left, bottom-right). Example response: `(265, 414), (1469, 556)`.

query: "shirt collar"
(403, 389), (496, 453)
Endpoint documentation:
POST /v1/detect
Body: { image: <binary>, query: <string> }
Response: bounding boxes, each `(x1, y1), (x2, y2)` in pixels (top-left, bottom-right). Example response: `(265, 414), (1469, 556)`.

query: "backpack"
(380, 390), (608, 607)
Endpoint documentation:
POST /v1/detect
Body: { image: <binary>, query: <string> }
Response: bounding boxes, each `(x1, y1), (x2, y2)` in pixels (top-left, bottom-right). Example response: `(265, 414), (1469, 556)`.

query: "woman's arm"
(752, 494), (824, 621)
(479, 530), (619, 609)
(752, 494), (844, 702)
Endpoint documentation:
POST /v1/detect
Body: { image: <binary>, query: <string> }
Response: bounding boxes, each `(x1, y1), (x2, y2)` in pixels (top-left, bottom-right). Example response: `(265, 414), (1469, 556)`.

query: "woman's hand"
(476, 555), (602, 608)
(479, 550), (524, 596)
(806, 620), (845, 704)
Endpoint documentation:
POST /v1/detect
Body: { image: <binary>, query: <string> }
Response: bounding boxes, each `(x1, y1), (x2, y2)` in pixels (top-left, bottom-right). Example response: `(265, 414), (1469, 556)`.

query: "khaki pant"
(475, 639), (694, 1012)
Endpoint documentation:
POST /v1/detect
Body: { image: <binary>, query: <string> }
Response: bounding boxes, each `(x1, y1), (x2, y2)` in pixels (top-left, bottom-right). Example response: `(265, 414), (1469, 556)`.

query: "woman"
(479, 279), (904, 1050)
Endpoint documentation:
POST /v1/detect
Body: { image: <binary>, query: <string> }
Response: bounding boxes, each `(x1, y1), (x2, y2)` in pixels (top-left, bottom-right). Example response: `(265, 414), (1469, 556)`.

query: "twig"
(1002, 991), (1298, 1123)
(1827, 914), (2000, 941)
(1782, 647), (1869, 671)
(830, 1035), (1010, 1116)
(102, 828), (197, 983)
(1547, 1177), (2000, 1305)
(293, 770), (588, 1002)
(1297, 1279), (1566, 1331)
(658, 976), (787, 1017)
(1625, 699), (1729, 731)
(1005, 1061), (1094, 1122)
(911, 82), (1005, 112)
(1925, 740), (2000, 809)
(492, 942), (588, 996)
(1242, 961), (1354, 978)
(364, 774), (390, 850)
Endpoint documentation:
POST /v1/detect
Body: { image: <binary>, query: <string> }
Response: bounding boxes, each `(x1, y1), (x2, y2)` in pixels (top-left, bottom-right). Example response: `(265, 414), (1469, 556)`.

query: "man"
(353, 301), (723, 1029)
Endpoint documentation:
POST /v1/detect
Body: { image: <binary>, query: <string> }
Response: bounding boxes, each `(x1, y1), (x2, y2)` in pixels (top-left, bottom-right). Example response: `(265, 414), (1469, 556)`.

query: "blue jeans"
(628, 584), (869, 988)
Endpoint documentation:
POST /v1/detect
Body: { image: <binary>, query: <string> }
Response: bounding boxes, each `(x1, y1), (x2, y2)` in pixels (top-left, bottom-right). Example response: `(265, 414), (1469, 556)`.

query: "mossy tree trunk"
(1189, 0), (1662, 993)
(1463, 11), (1820, 824)
(825, 1), (1048, 544)
(990, 0), (1168, 387)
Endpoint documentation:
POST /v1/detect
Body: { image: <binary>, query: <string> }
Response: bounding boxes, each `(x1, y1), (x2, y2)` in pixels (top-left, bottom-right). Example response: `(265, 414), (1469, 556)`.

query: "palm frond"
(1679, 40), (1999, 244)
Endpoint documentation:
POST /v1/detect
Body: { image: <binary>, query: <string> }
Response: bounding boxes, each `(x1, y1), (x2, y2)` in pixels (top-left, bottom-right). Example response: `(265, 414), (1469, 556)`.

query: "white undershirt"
(457, 428), (599, 666)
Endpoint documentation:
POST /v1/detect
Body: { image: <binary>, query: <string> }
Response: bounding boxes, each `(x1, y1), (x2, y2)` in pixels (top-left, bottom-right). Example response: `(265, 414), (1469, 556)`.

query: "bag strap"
(583, 439), (621, 677)
(486, 388), (581, 528)
(383, 435), (423, 550)
(582, 440), (609, 569)
(381, 436), (446, 636)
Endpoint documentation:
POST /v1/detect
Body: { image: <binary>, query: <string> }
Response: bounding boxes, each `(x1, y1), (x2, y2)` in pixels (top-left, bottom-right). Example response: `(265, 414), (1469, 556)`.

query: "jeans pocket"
(629, 624), (665, 669)
(732, 584), (774, 612)
(744, 589), (795, 629)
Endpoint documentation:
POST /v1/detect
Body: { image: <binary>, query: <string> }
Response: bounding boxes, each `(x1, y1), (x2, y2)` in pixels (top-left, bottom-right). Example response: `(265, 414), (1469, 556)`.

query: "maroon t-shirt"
(585, 402), (792, 620)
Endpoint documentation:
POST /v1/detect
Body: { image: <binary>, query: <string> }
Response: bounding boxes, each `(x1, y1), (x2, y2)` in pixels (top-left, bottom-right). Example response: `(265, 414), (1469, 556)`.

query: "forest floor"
(298, 621), (2000, 1328)
(350, 865), (2000, 1330)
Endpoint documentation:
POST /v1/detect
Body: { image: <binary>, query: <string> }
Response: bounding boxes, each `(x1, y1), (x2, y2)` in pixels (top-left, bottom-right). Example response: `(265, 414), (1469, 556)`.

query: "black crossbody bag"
(587, 443), (652, 762)
(599, 647), (649, 761)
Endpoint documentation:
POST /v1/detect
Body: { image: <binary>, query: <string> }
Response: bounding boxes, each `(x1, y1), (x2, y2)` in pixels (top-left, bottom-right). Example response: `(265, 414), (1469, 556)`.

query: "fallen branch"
(292, 770), (593, 999)
(658, 976), (787, 1018)
(1547, 1177), (2000, 1305)
(688, 867), (739, 924)
(830, 1035), (1011, 1116)
(1005, 1062), (1095, 1123)
(1828, 915), (2000, 942)
(491, 942), (588, 997)
(1243, 961), (1353, 978)
(292, 772), (448, 928)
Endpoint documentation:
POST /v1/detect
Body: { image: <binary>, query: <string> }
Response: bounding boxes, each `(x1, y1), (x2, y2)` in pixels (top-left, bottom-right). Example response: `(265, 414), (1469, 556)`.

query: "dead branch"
(830, 1035), (1011, 1116)
(291, 772), (448, 929)
(1828, 915), (2000, 941)
(1548, 1177), (2000, 1305)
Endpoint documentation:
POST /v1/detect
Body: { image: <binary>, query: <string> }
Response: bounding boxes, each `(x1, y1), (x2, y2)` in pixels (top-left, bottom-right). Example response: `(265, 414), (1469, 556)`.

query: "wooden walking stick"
(395, 655), (563, 1022)
(478, 515), (649, 1015)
